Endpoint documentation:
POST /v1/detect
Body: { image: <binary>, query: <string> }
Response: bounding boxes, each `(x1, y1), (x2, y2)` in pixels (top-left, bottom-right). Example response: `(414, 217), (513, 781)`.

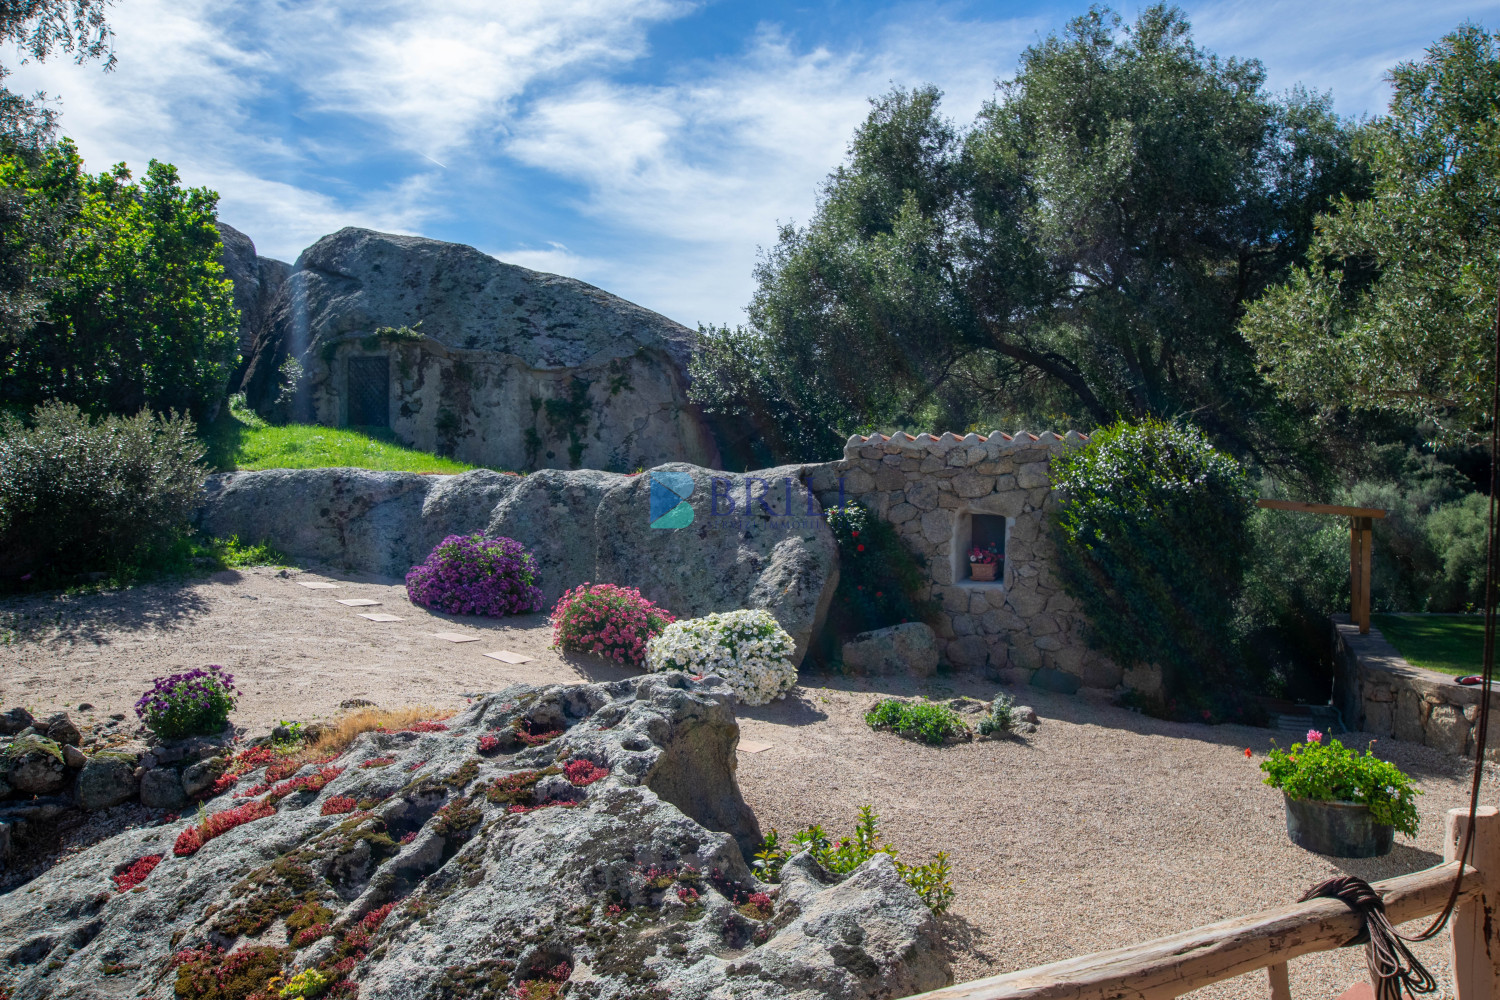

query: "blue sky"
(9, 0), (1493, 329)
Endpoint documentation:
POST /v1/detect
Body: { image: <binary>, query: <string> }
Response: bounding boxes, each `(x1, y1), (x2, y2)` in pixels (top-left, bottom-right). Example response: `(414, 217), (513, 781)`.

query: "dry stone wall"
(805, 430), (1126, 690)
(1332, 615), (1497, 758)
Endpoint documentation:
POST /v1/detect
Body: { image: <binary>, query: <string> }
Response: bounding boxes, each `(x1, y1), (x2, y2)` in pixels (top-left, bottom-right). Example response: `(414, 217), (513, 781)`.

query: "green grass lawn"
(202, 397), (495, 475)
(1370, 613), (1485, 675)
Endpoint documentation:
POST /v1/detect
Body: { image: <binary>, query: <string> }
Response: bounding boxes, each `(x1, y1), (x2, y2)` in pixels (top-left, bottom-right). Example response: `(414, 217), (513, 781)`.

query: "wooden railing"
(908, 807), (1500, 1000)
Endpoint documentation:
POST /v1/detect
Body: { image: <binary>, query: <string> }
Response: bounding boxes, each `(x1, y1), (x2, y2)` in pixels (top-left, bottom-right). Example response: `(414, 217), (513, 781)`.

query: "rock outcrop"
(216, 222), (290, 371)
(841, 623), (940, 678)
(196, 467), (521, 579)
(195, 463), (839, 664)
(0, 675), (948, 999)
(232, 227), (719, 472)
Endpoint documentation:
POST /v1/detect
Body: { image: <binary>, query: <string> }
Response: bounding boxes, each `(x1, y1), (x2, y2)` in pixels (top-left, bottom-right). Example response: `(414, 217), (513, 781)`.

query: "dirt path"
(2, 565), (1491, 999)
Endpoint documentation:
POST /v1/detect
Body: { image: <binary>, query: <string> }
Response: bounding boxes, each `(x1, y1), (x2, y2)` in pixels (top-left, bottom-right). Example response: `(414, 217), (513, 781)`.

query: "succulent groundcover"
(646, 609), (798, 706)
(405, 533), (545, 616)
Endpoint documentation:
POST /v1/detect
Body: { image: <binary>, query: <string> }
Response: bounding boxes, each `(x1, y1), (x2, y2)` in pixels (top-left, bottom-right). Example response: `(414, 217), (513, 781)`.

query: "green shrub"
(864, 698), (969, 745)
(1260, 733), (1421, 837)
(976, 693), (1015, 737)
(0, 401), (207, 584)
(752, 805), (954, 913)
(1051, 418), (1256, 713)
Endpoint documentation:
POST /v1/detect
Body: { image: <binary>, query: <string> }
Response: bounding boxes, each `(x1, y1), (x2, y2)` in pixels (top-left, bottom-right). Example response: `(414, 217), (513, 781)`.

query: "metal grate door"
(347, 356), (389, 427)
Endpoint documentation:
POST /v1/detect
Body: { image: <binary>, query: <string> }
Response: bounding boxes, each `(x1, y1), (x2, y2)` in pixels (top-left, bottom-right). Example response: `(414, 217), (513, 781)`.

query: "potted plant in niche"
(1258, 730), (1420, 857)
(968, 545), (1001, 582)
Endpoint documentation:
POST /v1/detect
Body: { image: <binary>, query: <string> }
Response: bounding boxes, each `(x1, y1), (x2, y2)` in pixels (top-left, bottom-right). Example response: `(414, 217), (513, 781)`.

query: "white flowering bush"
(646, 609), (798, 706)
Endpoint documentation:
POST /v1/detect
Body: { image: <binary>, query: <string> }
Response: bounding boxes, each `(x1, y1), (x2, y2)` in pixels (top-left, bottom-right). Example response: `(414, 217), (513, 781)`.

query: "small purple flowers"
(405, 534), (544, 617)
(135, 665), (238, 740)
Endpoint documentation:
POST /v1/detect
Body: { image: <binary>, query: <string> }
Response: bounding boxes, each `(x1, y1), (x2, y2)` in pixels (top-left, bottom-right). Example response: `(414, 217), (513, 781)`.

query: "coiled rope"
(1299, 876), (1439, 1000)
(1297, 269), (1500, 1000)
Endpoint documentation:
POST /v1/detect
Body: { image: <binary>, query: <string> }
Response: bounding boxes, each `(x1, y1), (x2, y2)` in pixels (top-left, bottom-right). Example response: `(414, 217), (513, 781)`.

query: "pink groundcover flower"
(549, 582), (675, 667)
(1306, 729), (1323, 744)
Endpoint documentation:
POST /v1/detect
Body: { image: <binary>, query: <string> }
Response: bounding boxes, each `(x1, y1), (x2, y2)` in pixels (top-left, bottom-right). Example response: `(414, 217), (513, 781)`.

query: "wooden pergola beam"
(1256, 499), (1388, 519)
(1255, 499), (1386, 634)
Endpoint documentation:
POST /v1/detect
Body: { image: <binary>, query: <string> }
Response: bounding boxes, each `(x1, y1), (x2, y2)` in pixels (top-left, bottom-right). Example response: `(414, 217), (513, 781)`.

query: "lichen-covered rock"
(235, 227), (719, 472)
(138, 766), (188, 810)
(841, 623), (940, 678)
(0, 675), (947, 999)
(76, 754), (139, 811)
(2, 736), (66, 795)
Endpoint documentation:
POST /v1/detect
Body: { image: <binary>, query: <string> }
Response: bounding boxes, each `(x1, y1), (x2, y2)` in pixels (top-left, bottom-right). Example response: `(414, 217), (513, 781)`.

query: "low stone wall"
(806, 430), (1131, 691)
(1332, 614), (1496, 757)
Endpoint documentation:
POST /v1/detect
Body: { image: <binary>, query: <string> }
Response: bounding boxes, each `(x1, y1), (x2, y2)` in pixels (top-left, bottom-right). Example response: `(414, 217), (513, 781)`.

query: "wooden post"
(1358, 518), (1373, 634)
(1356, 521), (1368, 629)
(1447, 805), (1500, 1000)
(1267, 962), (1292, 1000)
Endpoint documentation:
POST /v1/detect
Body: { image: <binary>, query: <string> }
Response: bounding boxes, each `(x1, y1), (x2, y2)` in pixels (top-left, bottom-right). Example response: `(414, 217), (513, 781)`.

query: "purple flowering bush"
(405, 534), (545, 617)
(135, 665), (238, 739)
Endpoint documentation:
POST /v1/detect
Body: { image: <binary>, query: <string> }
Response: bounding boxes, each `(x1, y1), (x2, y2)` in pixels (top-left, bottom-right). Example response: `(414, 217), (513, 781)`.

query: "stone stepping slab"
(297, 581), (340, 589)
(738, 739), (773, 754)
(357, 613), (403, 622)
(336, 599), (381, 607)
(484, 651), (534, 664)
(433, 632), (480, 643)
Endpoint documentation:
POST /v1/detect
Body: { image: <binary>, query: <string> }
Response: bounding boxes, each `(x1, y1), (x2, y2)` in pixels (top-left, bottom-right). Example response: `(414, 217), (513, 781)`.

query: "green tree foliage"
(1, 0), (115, 153)
(0, 140), (238, 420)
(1051, 419), (1257, 714)
(1242, 24), (1500, 443)
(692, 5), (1360, 463)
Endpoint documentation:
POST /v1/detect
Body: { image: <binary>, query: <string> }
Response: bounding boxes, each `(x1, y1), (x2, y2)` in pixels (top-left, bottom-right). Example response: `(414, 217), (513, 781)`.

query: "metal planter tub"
(1283, 794), (1395, 857)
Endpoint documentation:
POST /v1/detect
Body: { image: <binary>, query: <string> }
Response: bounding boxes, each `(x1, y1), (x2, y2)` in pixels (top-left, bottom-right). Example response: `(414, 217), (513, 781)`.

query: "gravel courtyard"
(1, 565), (1491, 1000)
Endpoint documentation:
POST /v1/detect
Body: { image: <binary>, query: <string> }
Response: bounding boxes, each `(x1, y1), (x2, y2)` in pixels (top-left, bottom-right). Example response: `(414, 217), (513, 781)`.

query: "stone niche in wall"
(807, 430), (1125, 691)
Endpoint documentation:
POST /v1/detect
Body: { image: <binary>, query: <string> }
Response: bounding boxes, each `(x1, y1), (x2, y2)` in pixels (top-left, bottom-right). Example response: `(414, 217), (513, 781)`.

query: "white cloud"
(1186, 0), (1496, 117)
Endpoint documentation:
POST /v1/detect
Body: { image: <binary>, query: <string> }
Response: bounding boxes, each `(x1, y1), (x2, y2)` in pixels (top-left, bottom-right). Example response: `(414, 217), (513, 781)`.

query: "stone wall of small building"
(805, 430), (1137, 691)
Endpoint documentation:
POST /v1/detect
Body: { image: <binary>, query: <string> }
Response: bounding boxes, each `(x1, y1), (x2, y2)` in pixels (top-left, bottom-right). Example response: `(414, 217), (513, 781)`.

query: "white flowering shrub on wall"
(646, 609), (798, 706)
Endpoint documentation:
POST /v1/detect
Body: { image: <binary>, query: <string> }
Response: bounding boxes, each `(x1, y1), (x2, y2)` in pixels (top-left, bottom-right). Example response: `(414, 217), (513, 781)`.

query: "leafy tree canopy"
(692, 4), (1362, 466)
(1242, 24), (1500, 445)
(0, 140), (239, 420)
(1, 0), (115, 153)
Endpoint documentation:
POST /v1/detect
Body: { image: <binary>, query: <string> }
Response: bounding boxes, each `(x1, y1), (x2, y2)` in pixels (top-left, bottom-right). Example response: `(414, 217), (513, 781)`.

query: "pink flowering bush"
(405, 534), (544, 616)
(550, 582), (675, 666)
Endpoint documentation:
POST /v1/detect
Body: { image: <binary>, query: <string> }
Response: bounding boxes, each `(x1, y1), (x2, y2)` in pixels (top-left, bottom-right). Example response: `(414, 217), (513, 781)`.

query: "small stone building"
(808, 430), (1138, 691)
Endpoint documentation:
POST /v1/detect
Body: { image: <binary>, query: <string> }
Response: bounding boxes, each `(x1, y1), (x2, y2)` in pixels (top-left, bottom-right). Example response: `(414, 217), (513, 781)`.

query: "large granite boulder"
(0, 675), (948, 999)
(217, 222), (290, 372)
(593, 465), (839, 665)
(233, 227), (719, 472)
(488, 467), (627, 607)
(193, 463), (839, 665)
(841, 622), (940, 678)
(195, 467), (520, 578)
